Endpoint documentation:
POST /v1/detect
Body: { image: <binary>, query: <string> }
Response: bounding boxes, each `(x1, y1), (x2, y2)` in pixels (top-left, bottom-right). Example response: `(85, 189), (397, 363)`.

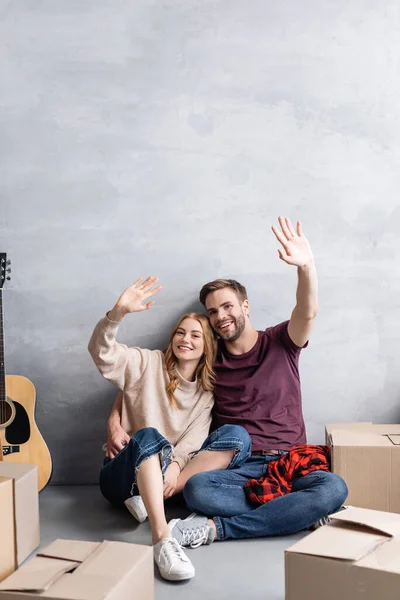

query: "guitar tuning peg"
(6, 268), (11, 273)
(6, 260), (11, 266)
(6, 276), (11, 281)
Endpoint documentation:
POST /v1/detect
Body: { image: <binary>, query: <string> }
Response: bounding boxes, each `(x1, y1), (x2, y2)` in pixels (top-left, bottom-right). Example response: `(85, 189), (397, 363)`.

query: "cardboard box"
(0, 463), (39, 582)
(326, 422), (400, 512)
(286, 506), (400, 600)
(0, 539), (154, 600)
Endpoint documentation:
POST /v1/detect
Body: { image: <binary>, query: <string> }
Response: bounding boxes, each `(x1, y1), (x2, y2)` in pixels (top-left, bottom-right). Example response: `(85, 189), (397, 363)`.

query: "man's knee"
(183, 472), (211, 512)
(328, 472), (348, 509)
(307, 471), (348, 514)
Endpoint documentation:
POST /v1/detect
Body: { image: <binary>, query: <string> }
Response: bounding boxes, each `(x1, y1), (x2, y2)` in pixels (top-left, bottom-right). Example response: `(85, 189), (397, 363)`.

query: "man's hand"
(272, 217), (314, 268)
(108, 276), (163, 322)
(106, 426), (130, 459)
(163, 462), (181, 499)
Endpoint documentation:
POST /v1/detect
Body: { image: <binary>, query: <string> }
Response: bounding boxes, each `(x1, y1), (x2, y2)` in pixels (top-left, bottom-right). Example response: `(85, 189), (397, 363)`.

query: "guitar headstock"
(0, 253), (11, 289)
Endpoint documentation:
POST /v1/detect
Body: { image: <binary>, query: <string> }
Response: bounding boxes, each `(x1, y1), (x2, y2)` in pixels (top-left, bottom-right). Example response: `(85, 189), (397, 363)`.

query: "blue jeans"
(193, 423), (252, 468)
(183, 437), (349, 540)
(99, 427), (173, 507)
(99, 424), (251, 508)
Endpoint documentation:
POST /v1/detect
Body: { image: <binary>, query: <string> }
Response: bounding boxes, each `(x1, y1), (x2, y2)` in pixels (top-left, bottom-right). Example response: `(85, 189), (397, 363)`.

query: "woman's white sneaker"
(124, 495), (148, 523)
(153, 538), (195, 581)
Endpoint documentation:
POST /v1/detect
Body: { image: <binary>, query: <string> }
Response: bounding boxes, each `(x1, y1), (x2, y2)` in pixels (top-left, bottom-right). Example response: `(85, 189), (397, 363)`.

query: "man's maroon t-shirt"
(213, 321), (307, 452)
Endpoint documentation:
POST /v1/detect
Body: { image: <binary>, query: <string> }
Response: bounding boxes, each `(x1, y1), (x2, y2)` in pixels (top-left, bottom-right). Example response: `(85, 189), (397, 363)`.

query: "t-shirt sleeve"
(266, 320), (308, 357)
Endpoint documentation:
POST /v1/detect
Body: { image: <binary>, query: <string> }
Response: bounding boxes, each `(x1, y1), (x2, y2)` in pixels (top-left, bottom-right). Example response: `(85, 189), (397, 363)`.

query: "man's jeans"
(99, 424), (251, 508)
(184, 429), (349, 540)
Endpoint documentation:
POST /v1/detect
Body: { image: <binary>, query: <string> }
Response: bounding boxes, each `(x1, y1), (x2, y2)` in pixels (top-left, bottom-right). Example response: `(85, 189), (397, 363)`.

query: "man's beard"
(216, 313), (246, 342)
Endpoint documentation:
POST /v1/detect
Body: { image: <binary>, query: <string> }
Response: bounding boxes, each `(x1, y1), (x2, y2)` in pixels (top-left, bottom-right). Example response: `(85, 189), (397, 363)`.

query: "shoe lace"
(181, 526), (209, 548)
(163, 538), (187, 563)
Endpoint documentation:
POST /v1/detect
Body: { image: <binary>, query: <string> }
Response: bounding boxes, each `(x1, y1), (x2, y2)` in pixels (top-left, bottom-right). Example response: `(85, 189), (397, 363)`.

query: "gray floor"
(35, 486), (305, 600)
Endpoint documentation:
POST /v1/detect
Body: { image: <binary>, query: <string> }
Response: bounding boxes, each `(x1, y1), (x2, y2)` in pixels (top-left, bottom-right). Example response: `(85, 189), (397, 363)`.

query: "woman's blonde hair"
(164, 312), (217, 408)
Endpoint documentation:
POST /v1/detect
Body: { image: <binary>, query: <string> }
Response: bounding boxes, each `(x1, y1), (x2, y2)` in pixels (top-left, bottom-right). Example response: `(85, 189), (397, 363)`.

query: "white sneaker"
(124, 495), (148, 523)
(153, 538), (195, 581)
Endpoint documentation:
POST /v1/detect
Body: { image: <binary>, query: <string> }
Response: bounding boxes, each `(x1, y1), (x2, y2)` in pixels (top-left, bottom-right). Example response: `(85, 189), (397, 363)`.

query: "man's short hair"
(199, 279), (248, 306)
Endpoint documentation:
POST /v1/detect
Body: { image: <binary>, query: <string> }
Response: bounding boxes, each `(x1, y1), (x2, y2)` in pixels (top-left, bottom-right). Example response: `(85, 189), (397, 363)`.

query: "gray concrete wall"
(1, 0), (400, 484)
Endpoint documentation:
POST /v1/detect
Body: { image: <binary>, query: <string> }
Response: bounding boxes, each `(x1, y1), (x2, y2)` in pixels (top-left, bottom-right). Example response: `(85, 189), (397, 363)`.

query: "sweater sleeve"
(88, 315), (149, 391)
(172, 398), (214, 470)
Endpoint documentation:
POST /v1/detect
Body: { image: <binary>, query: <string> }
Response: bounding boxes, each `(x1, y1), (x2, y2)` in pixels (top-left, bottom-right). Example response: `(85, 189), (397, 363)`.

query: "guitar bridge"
(2, 446), (20, 455)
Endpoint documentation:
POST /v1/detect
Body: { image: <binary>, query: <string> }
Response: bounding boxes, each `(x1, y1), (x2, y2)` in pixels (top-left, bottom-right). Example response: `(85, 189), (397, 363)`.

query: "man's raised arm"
(272, 216), (318, 348)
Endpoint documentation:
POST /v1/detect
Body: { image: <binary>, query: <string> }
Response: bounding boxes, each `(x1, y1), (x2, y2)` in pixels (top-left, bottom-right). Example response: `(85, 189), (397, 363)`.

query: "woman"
(88, 276), (219, 582)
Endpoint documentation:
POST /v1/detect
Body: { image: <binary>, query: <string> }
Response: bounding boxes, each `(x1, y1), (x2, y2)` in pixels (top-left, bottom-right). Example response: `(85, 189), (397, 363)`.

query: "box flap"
(330, 429), (392, 447)
(356, 538), (400, 574)
(370, 424), (400, 436)
(74, 540), (152, 576)
(387, 434), (400, 446)
(40, 541), (153, 600)
(327, 424), (400, 447)
(0, 556), (80, 592)
(331, 506), (400, 537)
(38, 540), (101, 563)
(287, 507), (400, 563)
(326, 423), (373, 435)
(286, 520), (389, 561)
(326, 423), (374, 442)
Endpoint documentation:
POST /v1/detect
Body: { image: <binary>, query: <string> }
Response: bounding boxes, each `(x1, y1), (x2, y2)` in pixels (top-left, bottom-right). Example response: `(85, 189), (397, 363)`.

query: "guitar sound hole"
(0, 400), (13, 425)
(5, 400), (30, 444)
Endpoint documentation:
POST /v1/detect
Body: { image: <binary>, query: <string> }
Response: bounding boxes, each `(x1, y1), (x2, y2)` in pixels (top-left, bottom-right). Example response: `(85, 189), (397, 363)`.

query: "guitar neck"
(0, 290), (6, 404)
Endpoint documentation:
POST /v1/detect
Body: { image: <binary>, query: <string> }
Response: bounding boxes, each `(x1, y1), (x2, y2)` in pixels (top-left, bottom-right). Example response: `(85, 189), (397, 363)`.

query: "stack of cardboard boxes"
(0, 463), (154, 600)
(3, 423), (400, 600)
(286, 422), (400, 600)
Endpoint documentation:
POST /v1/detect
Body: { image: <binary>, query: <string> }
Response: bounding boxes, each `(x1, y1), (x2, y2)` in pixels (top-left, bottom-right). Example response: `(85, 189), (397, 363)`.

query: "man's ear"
(242, 299), (250, 316)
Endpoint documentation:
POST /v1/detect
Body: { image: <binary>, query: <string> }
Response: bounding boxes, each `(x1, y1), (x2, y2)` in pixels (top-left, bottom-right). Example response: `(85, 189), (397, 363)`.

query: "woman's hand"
(106, 425), (130, 459)
(163, 461), (181, 499)
(108, 276), (162, 322)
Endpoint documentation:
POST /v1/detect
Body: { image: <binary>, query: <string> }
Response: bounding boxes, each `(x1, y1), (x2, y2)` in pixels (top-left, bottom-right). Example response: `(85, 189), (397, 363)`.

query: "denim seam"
(135, 438), (170, 464)
(193, 437), (250, 469)
(129, 440), (173, 496)
(213, 516), (225, 541)
(217, 483), (247, 489)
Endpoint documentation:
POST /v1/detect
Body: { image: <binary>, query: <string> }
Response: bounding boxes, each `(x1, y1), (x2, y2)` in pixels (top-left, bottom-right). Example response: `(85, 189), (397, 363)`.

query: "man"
(169, 216), (348, 547)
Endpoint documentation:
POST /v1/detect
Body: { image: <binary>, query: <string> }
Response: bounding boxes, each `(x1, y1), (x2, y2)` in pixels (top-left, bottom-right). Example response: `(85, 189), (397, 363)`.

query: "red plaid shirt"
(244, 444), (330, 506)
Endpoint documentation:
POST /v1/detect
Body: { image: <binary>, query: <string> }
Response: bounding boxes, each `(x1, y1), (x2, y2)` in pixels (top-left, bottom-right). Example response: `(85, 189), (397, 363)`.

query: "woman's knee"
(215, 424), (251, 452)
(132, 427), (163, 445)
(217, 424), (250, 441)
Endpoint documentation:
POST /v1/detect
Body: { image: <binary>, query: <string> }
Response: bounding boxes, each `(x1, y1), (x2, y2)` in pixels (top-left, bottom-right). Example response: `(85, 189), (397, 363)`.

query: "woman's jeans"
(99, 424), (252, 508)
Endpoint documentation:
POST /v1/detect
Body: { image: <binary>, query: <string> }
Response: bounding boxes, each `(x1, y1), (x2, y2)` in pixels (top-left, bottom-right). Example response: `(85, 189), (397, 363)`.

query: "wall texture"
(1, 0), (400, 483)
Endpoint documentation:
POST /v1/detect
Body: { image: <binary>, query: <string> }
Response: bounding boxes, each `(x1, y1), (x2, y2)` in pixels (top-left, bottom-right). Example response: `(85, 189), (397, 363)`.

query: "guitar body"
(0, 375), (52, 491)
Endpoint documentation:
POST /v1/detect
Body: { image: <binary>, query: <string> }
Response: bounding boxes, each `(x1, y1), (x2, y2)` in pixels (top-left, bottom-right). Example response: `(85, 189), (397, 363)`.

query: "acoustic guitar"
(0, 253), (52, 490)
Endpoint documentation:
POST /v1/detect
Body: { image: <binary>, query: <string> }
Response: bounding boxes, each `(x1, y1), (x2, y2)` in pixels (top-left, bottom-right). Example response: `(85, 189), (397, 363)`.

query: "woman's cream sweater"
(88, 315), (214, 469)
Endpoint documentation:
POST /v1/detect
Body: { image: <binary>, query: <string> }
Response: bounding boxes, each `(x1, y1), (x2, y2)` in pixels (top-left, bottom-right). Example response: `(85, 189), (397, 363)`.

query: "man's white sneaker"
(153, 538), (195, 581)
(124, 495), (148, 523)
